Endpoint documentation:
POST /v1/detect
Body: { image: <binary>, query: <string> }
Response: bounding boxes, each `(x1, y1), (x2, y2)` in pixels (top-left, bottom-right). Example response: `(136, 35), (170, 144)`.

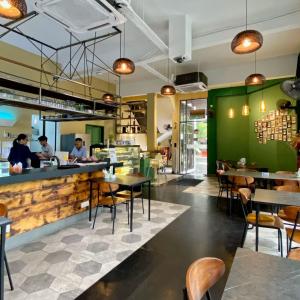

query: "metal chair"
(239, 188), (284, 256)
(185, 257), (225, 300)
(92, 182), (129, 234)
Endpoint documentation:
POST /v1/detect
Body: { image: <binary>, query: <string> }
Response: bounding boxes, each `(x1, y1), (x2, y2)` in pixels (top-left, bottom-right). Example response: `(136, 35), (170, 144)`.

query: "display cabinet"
(90, 145), (140, 175)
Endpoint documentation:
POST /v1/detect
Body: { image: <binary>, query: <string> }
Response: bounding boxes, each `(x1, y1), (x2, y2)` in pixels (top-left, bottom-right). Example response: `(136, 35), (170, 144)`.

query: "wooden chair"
(186, 257), (225, 300)
(287, 248), (300, 261)
(0, 204), (13, 291)
(281, 207), (300, 253)
(274, 171), (298, 188)
(116, 173), (144, 214)
(92, 182), (129, 234)
(239, 188), (284, 256)
(228, 176), (254, 216)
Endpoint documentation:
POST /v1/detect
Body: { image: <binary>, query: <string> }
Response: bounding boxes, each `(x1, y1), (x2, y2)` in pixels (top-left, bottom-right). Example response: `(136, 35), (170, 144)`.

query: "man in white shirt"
(37, 135), (54, 159)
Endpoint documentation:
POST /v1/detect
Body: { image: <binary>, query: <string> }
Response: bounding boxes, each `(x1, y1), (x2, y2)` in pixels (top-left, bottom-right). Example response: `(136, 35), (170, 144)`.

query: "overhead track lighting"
(0, 0), (27, 19)
(231, 0), (263, 54)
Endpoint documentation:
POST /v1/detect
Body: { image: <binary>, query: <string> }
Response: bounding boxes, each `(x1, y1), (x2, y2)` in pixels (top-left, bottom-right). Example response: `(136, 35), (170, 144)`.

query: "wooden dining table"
(253, 188), (300, 252)
(222, 247), (300, 300)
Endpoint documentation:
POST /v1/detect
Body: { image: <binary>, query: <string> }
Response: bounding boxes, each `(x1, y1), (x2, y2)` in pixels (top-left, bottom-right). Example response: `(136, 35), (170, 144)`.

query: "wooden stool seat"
(99, 196), (128, 206)
(116, 190), (142, 198)
(186, 257), (225, 300)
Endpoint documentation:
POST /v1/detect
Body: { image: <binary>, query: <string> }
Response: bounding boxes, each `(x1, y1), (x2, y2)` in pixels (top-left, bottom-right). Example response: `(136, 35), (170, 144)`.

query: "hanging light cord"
(245, 0), (248, 30)
(123, 23), (126, 57)
(167, 58), (170, 84)
(255, 51), (256, 73)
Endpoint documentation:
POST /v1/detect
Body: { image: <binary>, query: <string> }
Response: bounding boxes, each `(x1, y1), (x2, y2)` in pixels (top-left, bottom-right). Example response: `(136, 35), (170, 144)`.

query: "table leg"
(0, 224), (6, 300)
(89, 181), (92, 222)
(148, 180), (151, 221)
(130, 186), (134, 232)
(255, 203), (260, 252)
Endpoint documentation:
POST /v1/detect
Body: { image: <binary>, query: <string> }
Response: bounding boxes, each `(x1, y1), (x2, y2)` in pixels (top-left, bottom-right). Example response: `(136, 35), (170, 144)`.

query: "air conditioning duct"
(35, 0), (126, 33)
(169, 15), (192, 64)
(175, 72), (208, 92)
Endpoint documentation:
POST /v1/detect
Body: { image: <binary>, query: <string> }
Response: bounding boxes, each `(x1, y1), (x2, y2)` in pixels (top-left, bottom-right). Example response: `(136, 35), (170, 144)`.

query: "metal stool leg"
(92, 185), (100, 229)
(4, 253), (13, 291)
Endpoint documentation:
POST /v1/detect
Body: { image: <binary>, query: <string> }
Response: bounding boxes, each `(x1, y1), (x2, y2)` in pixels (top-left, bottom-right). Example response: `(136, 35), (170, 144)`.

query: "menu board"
(254, 110), (297, 144)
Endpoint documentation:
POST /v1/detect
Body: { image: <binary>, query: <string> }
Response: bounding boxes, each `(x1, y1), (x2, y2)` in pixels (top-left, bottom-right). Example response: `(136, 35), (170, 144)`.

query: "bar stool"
(0, 204), (13, 291)
(185, 257), (225, 300)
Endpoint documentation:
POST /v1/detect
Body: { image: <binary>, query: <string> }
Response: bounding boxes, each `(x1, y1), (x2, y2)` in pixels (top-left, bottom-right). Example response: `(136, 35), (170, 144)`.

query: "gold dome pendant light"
(113, 23), (135, 75)
(102, 72), (114, 103)
(161, 58), (176, 96)
(0, 0), (27, 19)
(245, 52), (266, 86)
(231, 0), (263, 54)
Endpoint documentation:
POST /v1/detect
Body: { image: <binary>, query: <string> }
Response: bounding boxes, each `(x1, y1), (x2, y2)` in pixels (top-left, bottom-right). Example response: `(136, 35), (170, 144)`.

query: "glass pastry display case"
(90, 145), (140, 175)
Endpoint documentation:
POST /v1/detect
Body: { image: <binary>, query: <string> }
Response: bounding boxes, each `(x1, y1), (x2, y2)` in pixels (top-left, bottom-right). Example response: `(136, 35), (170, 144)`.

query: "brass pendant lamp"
(231, 0), (263, 54)
(102, 72), (114, 103)
(0, 0), (27, 19)
(161, 58), (176, 96)
(245, 52), (266, 86)
(113, 23), (135, 75)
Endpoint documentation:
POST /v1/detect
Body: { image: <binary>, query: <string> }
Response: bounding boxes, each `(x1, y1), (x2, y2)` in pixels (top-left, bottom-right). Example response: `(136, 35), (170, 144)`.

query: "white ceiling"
(0, 0), (300, 91)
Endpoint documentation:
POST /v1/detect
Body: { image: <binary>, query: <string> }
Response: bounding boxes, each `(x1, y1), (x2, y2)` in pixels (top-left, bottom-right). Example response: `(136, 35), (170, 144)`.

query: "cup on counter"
(0, 161), (10, 177)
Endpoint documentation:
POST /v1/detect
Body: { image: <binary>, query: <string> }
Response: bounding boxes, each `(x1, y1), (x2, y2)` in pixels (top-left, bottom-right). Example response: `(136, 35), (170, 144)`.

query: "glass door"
(179, 99), (207, 175)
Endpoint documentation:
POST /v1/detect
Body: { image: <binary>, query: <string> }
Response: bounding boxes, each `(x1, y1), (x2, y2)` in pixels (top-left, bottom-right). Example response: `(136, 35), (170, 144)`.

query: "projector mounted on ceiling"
(35, 0), (126, 34)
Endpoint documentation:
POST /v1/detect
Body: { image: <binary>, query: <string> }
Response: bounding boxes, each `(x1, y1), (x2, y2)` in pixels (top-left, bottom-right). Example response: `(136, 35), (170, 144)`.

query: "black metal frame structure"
(0, 10), (122, 110)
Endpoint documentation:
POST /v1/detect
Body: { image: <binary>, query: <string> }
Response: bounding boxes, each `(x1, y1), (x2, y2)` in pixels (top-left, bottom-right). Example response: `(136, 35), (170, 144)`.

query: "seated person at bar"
(8, 134), (34, 168)
(70, 138), (87, 160)
(36, 135), (54, 159)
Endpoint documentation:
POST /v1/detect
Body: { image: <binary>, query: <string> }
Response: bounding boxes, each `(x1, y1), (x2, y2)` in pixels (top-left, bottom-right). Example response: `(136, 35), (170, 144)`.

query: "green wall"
(207, 79), (297, 174)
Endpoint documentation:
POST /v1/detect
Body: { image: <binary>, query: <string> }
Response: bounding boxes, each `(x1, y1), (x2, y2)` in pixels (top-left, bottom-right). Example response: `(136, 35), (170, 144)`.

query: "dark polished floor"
(77, 182), (244, 300)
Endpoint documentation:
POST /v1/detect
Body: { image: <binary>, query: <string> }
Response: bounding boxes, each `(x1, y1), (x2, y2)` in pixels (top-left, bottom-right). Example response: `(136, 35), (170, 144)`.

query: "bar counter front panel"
(0, 163), (120, 236)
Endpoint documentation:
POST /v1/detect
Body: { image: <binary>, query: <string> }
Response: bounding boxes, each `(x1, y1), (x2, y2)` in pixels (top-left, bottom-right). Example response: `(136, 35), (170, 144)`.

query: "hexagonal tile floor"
(5, 199), (189, 299)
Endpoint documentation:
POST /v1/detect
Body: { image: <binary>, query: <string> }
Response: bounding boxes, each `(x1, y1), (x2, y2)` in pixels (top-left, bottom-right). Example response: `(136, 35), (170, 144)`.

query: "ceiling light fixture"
(161, 58), (176, 96)
(245, 52), (266, 86)
(231, 0), (263, 54)
(113, 23), (135, 75)
(102, 72), (114, 103)
(0, 0), (27, 19)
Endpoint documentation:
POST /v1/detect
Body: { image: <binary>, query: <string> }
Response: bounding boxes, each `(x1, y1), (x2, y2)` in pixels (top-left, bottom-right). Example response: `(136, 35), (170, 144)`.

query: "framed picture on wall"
(287, 115), (291, 121)
(271, 128), (275, 134)
(282, 115), (287, 121)
(275, 133), (278, 140)
(255, 128), (258, 133)
(259, 139), (263, 144)
(283, 135), (287, 141)
(263, 138), (267, 144)
(287, 122), (291, 128)
(267, 128), (272, 134)
(271, 134), (274, 140)
(292, 116), (297, 124)
(271, 120), (275, 127)
(283, 129), (287, 135)
(292, 124), (297, 130)
(254, 121), (258, 127)
(278, 134), (283, 141)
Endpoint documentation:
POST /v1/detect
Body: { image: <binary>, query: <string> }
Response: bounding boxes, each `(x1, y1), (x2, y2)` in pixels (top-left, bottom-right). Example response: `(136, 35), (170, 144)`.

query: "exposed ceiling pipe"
(116, 0), (168, 54)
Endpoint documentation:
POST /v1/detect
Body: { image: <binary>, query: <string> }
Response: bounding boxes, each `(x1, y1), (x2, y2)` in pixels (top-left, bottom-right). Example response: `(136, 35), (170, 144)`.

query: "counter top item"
(0, 162), (122, 185)
(222, 248), (300, 300)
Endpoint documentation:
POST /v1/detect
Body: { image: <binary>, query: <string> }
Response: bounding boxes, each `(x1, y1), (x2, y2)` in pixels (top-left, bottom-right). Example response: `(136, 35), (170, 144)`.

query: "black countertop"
(0, 162), (123, 185)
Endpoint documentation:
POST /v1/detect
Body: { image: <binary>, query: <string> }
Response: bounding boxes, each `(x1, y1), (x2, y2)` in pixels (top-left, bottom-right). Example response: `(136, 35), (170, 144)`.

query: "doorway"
(179, 99), (207, 175)
(86, 125), (104, 145)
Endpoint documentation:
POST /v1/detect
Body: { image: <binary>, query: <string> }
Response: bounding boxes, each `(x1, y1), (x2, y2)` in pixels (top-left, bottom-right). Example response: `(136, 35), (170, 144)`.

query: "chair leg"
(141, 196), (144, 214)
(92, 204), (99, 229)
(277, 230), (280, 252)
(127, 201), (130, 225)
(278, 230), (283, 257)
(206, 290), (211, 300)
(4, 253), (13, 291)
(112, 206), (116, 234)
(241, 223), (248, 248)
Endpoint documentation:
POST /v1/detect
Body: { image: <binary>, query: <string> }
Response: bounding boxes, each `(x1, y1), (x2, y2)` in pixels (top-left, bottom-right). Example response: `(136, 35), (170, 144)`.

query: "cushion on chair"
(99, 196), (128, 206)
(247, 213), (276, 223)
(116, 190), (142, 198)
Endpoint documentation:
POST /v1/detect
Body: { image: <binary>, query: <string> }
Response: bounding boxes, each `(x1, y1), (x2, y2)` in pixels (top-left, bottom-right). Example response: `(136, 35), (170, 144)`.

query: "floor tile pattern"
(5, 200), (189, 300)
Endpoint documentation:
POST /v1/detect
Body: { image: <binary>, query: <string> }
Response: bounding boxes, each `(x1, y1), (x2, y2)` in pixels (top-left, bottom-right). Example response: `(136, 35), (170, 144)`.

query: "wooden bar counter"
(0, 163), (118, 236)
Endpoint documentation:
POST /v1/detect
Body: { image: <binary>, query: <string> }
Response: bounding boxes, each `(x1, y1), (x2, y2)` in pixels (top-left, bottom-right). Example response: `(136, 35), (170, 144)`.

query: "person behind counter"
(36, 135), (54, 159)
(70, 138), (87, 160)
(8, 134), (34, 168)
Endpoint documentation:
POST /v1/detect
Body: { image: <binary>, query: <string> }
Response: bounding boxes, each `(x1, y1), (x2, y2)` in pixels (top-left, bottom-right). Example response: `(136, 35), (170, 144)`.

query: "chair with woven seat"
(185, 257), (225, 300)
(116, 173), (144, 214)
(0, 203), (13, 291)
(92, 182), (129, 234)
(239, 188), (283, 256)
(287, 248), (300, 261)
